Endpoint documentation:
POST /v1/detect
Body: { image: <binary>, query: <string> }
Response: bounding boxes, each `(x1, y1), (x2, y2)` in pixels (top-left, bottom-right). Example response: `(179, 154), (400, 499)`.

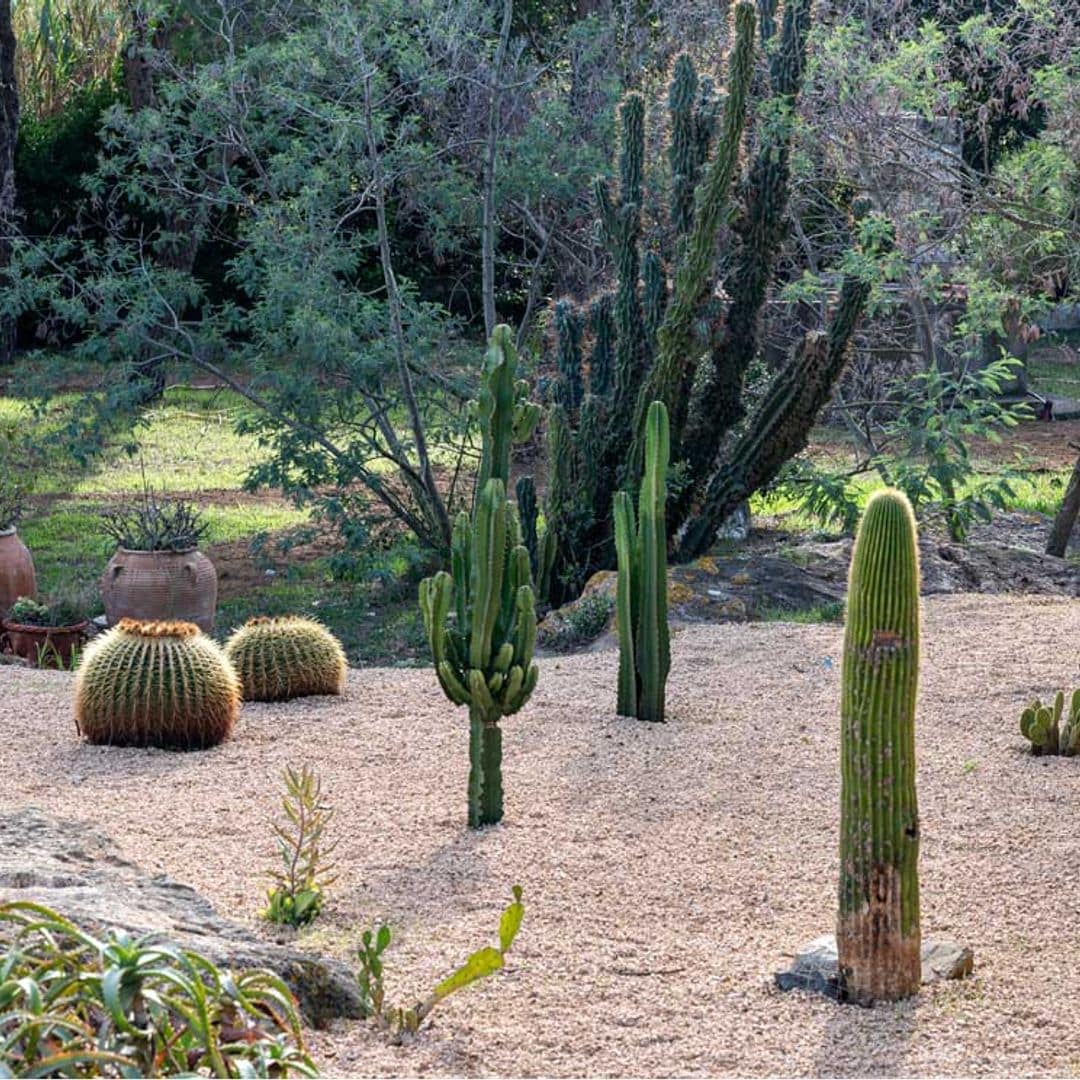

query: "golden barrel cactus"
(74, 619), (240, 749)
(224, 616), (347, 702)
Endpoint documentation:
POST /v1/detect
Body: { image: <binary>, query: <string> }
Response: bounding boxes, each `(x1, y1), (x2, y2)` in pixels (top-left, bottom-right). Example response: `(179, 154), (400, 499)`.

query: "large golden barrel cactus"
(74, 619), (240, 749)
(224, 616), (347, 702)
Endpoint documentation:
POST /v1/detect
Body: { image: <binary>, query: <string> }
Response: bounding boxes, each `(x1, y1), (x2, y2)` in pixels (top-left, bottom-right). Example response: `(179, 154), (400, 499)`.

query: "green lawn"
(11, 386), (428, 666)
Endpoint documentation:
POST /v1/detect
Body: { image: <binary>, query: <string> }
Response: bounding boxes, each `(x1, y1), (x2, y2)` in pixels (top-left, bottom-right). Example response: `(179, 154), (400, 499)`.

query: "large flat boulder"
(0, 808), (363, 1027)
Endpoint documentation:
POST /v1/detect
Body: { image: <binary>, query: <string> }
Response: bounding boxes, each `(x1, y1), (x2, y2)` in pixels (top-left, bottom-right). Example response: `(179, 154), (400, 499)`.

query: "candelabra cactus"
(1020, 689), (1080, 756)
(74, 619), (240, 749)
(837, 488), (921, 1004)
(614, 401), (671, 723)
(225, 615), (347, 702)
(419, 326), (540, 828)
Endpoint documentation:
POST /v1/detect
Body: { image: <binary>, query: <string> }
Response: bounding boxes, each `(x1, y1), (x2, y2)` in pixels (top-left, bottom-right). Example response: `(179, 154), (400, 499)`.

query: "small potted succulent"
(0, 474), (36, 614)
(99, 484), (217, 632)
(2, 596), (89, 669)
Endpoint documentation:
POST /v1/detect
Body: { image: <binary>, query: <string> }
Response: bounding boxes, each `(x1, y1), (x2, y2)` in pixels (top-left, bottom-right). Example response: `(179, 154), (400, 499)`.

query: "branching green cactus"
(74, 619), (240, 749)
(419, 327), (540, 828)
(553, 299), (584, 414)
(225, 616), (347, 702)
(837, 488), (921, 1005)
(614, 401), (671, 723)
(1020, 689), (1080, 756)
(588, 295), (615, 400)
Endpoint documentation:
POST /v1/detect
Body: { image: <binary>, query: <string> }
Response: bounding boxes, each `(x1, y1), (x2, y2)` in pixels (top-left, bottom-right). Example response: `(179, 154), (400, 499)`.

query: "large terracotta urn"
(0, 528), (36, 613)
(101, 548), (217, 632)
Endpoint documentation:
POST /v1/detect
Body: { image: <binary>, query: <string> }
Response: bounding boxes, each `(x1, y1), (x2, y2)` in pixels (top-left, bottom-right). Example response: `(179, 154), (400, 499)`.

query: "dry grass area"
(2, 594), (1080, 1077)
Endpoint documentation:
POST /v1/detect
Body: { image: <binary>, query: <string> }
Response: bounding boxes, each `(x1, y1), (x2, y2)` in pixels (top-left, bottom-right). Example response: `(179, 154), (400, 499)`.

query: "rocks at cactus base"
(774, 934), (974, 999)
(0, 808), (363, 1027)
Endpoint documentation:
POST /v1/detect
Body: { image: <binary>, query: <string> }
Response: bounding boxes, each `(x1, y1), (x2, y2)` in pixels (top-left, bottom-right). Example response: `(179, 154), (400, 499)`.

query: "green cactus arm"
(628, 1), (756, 467)
(419, 572), (454, 674)
(437, 661), (472, 707)
(511, 583), (537, 676)
(634, 401), (671, 723)
(469, 481), (508, 672)
(499, 665), (525, 712)
(477, 326), (520, 492)
(614, 490), (638, 718)
(1072, 689), (1080, 724)
(468, 667), (497, 717)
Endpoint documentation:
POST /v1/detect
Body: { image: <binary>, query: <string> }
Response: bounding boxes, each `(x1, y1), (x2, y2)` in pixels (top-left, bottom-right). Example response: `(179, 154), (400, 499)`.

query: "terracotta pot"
(2, 620), (88, 669)
(101, 548), (218, 633)
(0, 528), (36, 613)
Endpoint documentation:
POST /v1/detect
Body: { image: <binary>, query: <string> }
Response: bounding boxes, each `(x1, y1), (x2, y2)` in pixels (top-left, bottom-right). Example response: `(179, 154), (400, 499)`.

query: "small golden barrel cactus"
(74, 619), (240, 749)
(224, 616), (347, 702)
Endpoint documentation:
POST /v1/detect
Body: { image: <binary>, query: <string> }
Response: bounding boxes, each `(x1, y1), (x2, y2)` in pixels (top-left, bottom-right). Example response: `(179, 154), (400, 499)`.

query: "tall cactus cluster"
(614, 401), (671, 723)
(837, 489), (922, 1005)
(419, 326), (541, 828)
(542, 0), (877, 593)
(225, 616), (347, 702)
(74, 619), (241, 749)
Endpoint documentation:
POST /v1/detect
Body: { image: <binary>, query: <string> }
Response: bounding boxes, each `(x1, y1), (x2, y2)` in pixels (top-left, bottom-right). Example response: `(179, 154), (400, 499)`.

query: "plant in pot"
(99, 486), (218, 632)
(2, 596), (89, 669)
(0, 474), (36, 614)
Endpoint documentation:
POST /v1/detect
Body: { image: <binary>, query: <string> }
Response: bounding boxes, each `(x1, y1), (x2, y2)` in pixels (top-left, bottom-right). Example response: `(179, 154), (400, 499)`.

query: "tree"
(0, 0), (17, 365)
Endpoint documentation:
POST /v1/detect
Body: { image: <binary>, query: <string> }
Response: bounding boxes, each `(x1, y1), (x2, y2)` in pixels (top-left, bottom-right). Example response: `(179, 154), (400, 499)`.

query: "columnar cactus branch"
(837, 488), (921, 1004)
(615, 401), (671, 722)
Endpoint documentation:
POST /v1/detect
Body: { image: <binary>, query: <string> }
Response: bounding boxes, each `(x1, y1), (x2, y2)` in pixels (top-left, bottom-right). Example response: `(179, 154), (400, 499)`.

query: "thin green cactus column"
(837, 488), (921, 1004)
(614, 400), (671, 722)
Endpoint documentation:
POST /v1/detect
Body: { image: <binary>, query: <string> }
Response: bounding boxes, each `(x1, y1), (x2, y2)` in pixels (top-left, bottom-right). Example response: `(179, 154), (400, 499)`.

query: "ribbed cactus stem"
(553, 299), (584, 415)
(419, 326), (539, 829)
(615, 401), (671, 722)
(838, 488), (921, 1004)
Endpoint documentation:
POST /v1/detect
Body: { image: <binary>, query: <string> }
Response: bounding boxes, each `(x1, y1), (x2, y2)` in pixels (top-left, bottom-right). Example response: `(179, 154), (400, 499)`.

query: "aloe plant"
(614, 400), (670, 723)
(419, 327), (540, 827)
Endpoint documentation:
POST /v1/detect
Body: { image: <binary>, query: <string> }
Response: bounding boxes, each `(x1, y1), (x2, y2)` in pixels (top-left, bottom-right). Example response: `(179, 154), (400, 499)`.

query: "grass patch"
(756, 601), (845, 625)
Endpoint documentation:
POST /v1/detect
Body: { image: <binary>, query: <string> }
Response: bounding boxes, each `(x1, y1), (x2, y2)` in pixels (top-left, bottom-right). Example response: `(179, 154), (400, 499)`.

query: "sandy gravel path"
(2, 593), (1079, 1077)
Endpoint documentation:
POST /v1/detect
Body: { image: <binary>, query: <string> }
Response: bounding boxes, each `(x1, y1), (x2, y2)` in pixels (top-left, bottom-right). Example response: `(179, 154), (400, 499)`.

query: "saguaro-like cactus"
(419, 327), (540, 828)
(837, 488), (921, 1004)
(614, 401), (671, 723)
(74, 619), (240, 749)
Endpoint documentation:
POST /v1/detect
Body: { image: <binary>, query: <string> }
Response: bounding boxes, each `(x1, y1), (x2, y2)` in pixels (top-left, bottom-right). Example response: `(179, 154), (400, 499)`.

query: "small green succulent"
(1020, 689), (1080, 756)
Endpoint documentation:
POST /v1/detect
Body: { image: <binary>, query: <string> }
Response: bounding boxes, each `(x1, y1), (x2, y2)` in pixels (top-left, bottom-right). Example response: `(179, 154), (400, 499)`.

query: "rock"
(0, 808), (363, 1027)
(775, 933), (974, 999)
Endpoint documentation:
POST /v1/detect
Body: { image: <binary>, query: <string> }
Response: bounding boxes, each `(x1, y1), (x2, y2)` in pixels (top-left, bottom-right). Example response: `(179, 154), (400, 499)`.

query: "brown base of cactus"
(837, 868), (921, 1005)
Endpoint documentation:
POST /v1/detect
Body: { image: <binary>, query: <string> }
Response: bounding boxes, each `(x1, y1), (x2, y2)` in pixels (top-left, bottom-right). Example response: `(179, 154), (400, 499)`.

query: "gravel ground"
(3, 593), (1080, 1077)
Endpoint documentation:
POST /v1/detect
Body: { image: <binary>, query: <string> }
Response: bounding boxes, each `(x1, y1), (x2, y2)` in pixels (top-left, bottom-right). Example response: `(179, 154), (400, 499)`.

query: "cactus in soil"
(225, 616), (346, 702)
(74, 619), (240, 749)
(1020, 689), (1080, 756)
(614, 401), (671, 723)
(419, 326), (540, 828)
(837, 488), (921, 1004)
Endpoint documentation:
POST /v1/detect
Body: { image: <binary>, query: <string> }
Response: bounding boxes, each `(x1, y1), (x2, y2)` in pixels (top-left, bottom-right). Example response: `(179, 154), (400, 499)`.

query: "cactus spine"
(838, 488), (921, 1004)
(74, 619), (240, 749)
(614, 401), (671, 722)
(419, 326), (539, 828)
(225, 616), (346, 702)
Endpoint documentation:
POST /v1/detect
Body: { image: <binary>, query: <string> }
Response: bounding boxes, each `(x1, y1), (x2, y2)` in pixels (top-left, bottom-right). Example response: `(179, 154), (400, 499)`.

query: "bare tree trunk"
(0, 0), (18, 366)
(363, 72), (452, 551)
(1047, 446), (1080, 558)
(480, 0), (512, 340)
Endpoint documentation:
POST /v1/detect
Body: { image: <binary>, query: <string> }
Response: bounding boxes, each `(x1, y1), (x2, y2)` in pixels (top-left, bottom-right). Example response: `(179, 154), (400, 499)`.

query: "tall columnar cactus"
(224, 616), (347, 702)
(588, 295), (615, 400)
(837, 489), (921, 1005)
(552, 299), (584, 414)
(516, 475), (555, 606)
(614, 401), (671, 723)
(74, 619), (241, 749)
(419, 326), (540, 828)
